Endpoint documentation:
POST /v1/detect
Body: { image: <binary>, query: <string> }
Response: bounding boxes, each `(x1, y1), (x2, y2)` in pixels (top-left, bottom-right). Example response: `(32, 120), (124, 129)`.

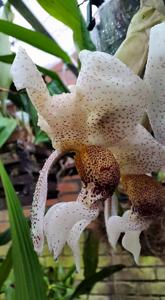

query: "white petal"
(11, 48), (52, 118)
(11, 48), (88, 148)
(122, 231), (141, 264)
(50, 90), (87, 149)
(105, 216), (123, 249)
(31, 150), (63, 254)
(105, 209), (149, 251)
(121, 210), (150, 263)
(78, 50), (147, 146)
(44, 201), (99, 260)
(67, 219), (92, 272)
(110, 124), (165, 174)
(144, 22), (165, 145)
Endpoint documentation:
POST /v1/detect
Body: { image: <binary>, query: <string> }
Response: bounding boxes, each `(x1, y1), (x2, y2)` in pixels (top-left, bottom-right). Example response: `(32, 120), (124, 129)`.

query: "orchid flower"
(105, 22), (165, 263)
(12, 47), (148, 270)
(105, 173), (165, 263)
(11, 25), (165, 270)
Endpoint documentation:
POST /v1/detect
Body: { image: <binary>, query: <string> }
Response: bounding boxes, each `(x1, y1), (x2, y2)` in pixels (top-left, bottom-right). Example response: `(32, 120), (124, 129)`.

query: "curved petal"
(11, 48), (87, 149)
(31, 150), (63, 254)
(105, 216), (123, 249)
(44, 201), (99, 260)
(11, 47), (53, 120)
(121, 210), (150, 262)
(105, 209), (150, 257)
(67, 219), (93, 272)
(78, 50), (148, 146)
(122, 231), (141, 264)
(110, 124), (165, 174)
(144, 22), (165, 145)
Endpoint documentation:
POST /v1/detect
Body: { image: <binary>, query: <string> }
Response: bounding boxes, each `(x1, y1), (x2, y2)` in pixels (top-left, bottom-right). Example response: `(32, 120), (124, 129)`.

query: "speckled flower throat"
(75, 145), (120, 206)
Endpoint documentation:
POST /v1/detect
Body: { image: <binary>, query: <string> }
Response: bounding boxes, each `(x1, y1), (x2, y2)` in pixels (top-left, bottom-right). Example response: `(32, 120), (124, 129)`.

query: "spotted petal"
(144, 22), (165, 145)
(44, 201), (99, 261)
(78, 50), (148, 146)
(110, 124), (165, 174)
(11, 48), (87, 150)
(11, 48), (148, 150)
(31, 150), (64, 254)
(11, 48), (52, 120)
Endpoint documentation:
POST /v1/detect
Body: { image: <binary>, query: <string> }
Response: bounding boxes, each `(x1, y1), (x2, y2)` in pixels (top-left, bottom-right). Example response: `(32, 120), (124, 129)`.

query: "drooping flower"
(105, 201), (151, 264)
(105, 22), (165, 262)
(11, 23), (165, 269)
(11, 47), (149, 268)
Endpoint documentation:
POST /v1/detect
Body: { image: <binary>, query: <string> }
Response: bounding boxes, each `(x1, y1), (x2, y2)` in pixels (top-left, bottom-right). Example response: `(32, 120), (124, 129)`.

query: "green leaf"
(0, 4), (13, 105)
(0, 54), (69, 92)
(0, 117), (17, 148)
(0, 162), (47, 300)
(0, 246), (12, 290)
(39, 66), (69, 93)
(34, 129), (50, 144)
(0, 228), (11, 246)
(37, 0), (96, 52)
(83, 230), (99, 279)
(8, 0), (53, 39)
(0, 20), (71, 63)
(69, 264), (125, 299)
(62, 265), (76, 284)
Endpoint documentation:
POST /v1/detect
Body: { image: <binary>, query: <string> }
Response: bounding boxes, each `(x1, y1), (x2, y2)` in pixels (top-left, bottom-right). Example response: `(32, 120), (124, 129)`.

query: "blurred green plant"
(0, 116), (17, 148)
(0, 161), (47, 300)
(0, 247), (12, 290)
(83, 230), (99, 279)
(0, 20), (72, 64)
(0, 2), (13, 113)
(69, 264), (124, 300)
(37, 0), (96, 52)
(43, 264), (77, 300)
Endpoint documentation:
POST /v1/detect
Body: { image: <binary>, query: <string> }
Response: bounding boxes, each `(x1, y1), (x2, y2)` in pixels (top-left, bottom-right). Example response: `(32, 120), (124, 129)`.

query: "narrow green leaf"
(0, 117), (17, 148)
(37, 0), (96, 52)
(0, 162), (47, 300)
(0, 246), (12, 289)
(0, 227), (11, 246)
(69, 264), (125, 299)
(0, 54), (69, 92)
(0, 4), (13, 104)
(0, 20), (71, 63)
(8, 0), (53, 39)
(62, 265), (76, 284)
(83, 230), (99, 279)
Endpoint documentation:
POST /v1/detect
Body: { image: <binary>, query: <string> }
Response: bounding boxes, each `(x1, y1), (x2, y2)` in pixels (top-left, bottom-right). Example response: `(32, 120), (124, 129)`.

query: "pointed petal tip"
(105, 215), (123, 249)
(11, 47), (30, 90)
(33, 236), (44, 255)
(122, 231), (141, 265)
